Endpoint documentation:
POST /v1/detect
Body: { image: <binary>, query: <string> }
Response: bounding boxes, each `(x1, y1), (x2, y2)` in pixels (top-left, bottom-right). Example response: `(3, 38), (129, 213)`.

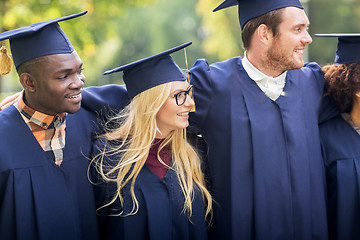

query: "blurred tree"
(196, 0), (243, 60)
(0, 0), (155, 98)
(0, 0), (220, 98)
(1, 0), (360, 100)
(309, 0), (360, 65)
(194, 0), (360, 66)
(99, 0), (222, 85)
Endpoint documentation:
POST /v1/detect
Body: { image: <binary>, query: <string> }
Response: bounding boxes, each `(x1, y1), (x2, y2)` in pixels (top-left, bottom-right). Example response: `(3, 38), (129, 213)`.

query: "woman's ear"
(355, 91), (360, 99)
(19, 73), (36, 92)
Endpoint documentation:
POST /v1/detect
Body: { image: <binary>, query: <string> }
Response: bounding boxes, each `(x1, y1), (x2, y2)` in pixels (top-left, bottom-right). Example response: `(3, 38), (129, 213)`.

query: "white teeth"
(67, 93), (81, 99)
(177, 112), (189, 116)
(295, 50), (303, 53)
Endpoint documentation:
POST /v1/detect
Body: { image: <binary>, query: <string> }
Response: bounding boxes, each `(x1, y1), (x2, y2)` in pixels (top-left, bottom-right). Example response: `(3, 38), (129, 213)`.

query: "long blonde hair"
(93, 82), (212, 221)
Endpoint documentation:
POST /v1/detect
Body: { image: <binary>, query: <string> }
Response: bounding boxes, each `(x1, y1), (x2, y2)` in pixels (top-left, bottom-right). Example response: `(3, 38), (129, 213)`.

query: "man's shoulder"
(192, 56), (242, 69)
(82, 84), (130, 113)
(0, 105), (19, 127)
(288, 62), (323, 82)
(67, 106), (98, 127)
(299, 62), (322, 74)
(190, 57), (243, 82)
(83, 84), (127, 95)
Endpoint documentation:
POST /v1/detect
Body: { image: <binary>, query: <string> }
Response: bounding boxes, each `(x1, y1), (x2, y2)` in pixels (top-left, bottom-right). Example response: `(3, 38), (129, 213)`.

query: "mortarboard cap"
(104, 42), (192, 99)
(315, 33), (360, 65)
(0, 11), (87, 68)
(213, 0), (303, 29)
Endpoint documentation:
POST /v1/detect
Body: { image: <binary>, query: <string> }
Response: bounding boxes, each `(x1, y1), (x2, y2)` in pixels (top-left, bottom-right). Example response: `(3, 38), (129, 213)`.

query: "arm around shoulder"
(303, 62), (341, 123)
(189, 59), (214, 133)
(82, 84), (130, 113)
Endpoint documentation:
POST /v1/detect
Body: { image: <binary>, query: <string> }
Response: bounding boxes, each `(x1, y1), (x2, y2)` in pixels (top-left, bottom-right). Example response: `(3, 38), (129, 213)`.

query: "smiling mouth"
(66, 93), (82, 99)
(295, 49), (304, 54)
(177, 112), (189, 116)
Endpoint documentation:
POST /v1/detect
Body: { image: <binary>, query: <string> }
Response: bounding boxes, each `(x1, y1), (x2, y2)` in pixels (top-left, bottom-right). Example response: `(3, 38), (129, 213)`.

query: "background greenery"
(1, 0), (360, 100)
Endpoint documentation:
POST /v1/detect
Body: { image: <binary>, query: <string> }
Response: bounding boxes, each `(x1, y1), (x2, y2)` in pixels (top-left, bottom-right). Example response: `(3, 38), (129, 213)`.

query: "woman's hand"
(0, 90), (22, 110)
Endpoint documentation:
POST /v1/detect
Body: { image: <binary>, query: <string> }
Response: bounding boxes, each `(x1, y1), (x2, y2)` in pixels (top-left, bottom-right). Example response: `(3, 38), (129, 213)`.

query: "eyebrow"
(294, 23), (309, 28)
(170, 85), (191, 94)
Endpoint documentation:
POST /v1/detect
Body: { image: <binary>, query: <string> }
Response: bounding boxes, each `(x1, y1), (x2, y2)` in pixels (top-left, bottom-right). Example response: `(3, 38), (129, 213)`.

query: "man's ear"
(19, 73), (36, 93)
(257, 24), (272, 46)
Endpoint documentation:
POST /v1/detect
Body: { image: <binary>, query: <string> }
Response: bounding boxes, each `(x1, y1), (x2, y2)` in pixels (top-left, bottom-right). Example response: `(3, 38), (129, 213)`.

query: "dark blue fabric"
(10, 23), (74, 68)
(81, 84), (130, 121)
(92, 140), (208, 240)
(0, 105), (99, 240)
(189, 57), (328, 240)
(335, 37), (360, 64)
(104, 42), (191, 99)
(320, 115), (360, 240)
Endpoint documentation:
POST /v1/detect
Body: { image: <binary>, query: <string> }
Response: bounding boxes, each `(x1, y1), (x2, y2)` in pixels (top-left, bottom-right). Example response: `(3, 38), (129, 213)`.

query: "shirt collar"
(242, 51), (287, 83)
(17, 94), (66, 129)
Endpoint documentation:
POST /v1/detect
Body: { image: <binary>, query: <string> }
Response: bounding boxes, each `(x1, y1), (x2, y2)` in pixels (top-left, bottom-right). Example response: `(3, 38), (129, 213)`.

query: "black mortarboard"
(104, 42), (192, 99)
(0, 11), (87, 68)
(213, 0), (303, 29)
(315, 33), (360, 64)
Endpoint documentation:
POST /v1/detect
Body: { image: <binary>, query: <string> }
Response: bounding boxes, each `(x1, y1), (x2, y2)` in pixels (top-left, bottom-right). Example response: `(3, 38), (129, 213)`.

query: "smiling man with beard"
(0, 11), (104, 240)
(188, 0), (329, 239)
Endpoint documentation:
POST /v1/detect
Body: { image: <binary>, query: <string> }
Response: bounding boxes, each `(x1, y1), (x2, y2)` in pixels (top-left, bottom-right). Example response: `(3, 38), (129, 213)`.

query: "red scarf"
(146, 139), (172, 179)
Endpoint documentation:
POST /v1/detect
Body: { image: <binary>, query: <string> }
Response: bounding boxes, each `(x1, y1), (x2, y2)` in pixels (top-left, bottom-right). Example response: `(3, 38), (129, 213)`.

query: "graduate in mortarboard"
(188, 0), (330, 239)
(91, 42), (213, 240)
(317, 34), (360, 240)
(0, 11), (103, 240)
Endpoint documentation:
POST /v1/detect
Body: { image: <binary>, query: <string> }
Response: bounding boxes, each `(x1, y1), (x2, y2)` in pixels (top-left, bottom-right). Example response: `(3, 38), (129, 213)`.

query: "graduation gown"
(81, 84), (130, 120)
(320, 115), (360, 240)
(189, 57), (328, 240)
(93, 140), (208, 240)
(0, 105), (99, 240)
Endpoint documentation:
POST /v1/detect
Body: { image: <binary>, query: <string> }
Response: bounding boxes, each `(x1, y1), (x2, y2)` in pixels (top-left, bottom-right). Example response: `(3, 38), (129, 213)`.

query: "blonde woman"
(92, 42), (212, 240)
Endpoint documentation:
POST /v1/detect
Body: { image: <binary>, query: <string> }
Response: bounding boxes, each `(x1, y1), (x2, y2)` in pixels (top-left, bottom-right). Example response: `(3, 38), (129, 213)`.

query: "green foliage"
(0, 0), (221, 95)
(308, 0), (360, 65)
(196, 0), (360, 65)
(1, 0), (360, 100)
(98, 0), (222, 85)
(196, 0), (243, 60)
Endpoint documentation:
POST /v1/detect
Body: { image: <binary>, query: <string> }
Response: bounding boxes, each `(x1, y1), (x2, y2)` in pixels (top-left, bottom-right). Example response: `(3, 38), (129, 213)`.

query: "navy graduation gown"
(93, 141), (208, 240)
(320, 115), (360, 240)
(0, 106), (99, 240)
(189, 57), (328, 240)
(81, 84), (130, 118)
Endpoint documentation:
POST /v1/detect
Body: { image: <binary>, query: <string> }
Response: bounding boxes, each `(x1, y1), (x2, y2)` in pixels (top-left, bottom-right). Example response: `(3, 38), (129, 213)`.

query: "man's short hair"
(241, 8), (283, 50)
(16, 56), (49, 76)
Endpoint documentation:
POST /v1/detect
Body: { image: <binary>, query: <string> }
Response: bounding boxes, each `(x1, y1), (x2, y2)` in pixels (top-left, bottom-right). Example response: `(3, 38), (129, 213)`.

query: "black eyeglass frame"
(170, 85), (194, 106)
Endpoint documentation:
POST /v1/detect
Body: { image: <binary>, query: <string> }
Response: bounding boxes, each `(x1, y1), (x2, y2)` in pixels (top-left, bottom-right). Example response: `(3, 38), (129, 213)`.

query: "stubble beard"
(265, 42), (304, 75)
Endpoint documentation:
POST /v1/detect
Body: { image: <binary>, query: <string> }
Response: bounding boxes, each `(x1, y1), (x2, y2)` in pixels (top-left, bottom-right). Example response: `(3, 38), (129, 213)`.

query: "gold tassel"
(184, 48), (196, 112)
(0, 45), (12, 75)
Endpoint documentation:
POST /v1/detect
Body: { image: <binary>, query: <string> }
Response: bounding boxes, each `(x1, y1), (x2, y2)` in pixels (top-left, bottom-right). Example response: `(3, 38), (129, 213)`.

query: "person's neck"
(155, 130), (171, 139)
(246, 51), (284, 77)
(350, 101), (360, 125)
(23, 92), (57, 116)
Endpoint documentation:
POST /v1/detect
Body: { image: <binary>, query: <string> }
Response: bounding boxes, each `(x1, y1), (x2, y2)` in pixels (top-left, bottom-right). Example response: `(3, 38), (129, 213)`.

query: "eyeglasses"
(169, 85), (194, 106)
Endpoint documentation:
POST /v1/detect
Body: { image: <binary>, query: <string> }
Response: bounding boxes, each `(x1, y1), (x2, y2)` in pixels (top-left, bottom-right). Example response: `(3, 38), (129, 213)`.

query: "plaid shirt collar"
(16, 94), (67, 166)
(17, 95), (66, 128)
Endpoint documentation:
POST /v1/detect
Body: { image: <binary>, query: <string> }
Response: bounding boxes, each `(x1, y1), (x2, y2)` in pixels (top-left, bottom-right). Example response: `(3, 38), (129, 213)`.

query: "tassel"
(190, 104), (196, 112)
(0, 46), (12, 75)
(184, 47), (196, 112)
